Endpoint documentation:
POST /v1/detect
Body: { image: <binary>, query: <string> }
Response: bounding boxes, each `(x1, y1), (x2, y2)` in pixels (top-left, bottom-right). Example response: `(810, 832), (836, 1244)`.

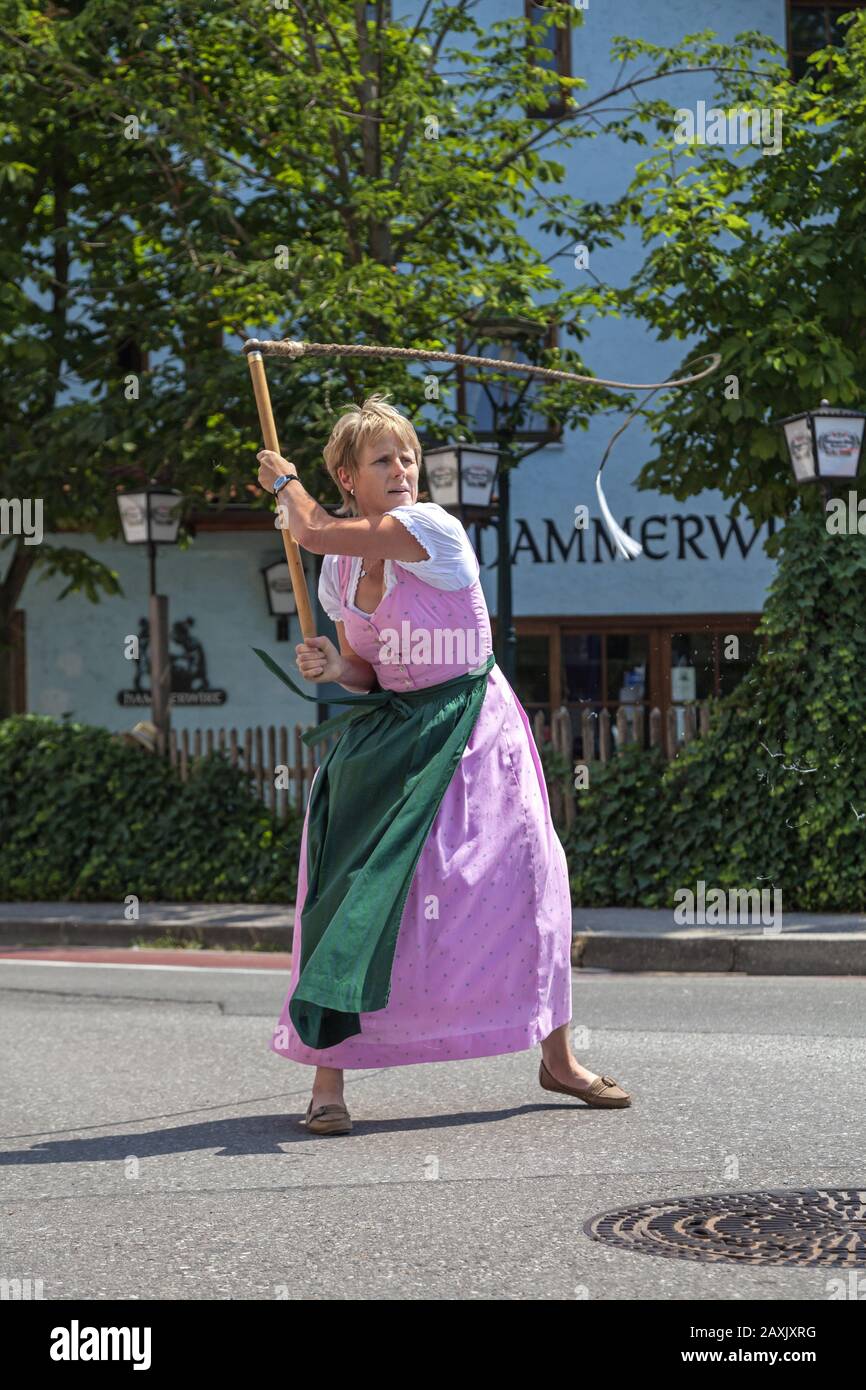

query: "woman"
(256, 394), (630, 1134)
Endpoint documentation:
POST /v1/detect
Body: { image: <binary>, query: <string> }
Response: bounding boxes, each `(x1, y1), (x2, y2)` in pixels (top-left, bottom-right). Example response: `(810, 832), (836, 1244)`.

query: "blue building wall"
(497, 0), (785, 620)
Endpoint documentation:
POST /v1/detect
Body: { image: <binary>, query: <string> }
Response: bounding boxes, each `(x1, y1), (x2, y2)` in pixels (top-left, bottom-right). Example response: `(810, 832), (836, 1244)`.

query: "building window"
(524, 0), (572, 118)
(455, 323), (562, 443)
(560, 630), (648, 753)
(670, 629), (763, 701)
(788, 1), (865, 79)
(514, 616), (764, 758)
(515, 632), (553, 726)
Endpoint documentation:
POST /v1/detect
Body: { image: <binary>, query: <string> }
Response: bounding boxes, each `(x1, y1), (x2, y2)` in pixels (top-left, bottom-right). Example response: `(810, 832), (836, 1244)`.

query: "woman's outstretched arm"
(256, 449), (427, 561)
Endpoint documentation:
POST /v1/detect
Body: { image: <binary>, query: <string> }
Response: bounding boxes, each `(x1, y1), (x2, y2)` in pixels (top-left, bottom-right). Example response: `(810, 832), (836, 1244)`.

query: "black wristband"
(273, 474), (300, 496)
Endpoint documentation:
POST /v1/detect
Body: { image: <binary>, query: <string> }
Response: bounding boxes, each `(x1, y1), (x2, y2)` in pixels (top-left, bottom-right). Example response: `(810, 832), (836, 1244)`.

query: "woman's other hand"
(295, 635), (343, 684)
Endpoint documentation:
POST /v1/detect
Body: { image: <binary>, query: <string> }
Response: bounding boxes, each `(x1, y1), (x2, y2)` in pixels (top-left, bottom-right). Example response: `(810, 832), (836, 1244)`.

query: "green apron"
(253, 647), (496, 1049)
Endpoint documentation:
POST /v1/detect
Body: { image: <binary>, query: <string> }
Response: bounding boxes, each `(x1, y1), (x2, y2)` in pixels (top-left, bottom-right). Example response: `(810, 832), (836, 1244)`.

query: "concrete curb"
(1, 912), (865, 974)
(572, 933), (866, 975)
(0, 917), (288, 952)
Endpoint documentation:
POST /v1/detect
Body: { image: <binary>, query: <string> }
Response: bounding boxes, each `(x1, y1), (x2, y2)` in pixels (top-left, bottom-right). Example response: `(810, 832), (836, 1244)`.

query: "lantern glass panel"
(784, 420), (815, 482)
(424, 448), (459, 508)
(814, 415), (865, 480)
(117, 492), (149, 543)
(460, 449), (497, 508)
(149, 493), (183, 543)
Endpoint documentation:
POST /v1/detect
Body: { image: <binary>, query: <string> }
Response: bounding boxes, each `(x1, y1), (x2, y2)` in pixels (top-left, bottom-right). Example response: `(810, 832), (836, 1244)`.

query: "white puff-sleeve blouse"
(317, 502), (479, 623)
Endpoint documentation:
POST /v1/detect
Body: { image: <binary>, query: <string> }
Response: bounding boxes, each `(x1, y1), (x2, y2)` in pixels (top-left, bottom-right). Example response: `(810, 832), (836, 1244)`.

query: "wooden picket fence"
(169, 701), (715, 826)
(168, 724), (338, 819)
(534, 700), (715, 831)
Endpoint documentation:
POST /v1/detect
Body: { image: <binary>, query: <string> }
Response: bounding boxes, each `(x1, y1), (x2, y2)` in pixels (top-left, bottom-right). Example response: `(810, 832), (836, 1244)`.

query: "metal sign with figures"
(117, 616), (227, 707)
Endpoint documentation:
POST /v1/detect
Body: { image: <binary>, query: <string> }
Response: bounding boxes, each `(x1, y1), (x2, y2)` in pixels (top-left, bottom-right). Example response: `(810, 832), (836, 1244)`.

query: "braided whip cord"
(243, 338), (722, 559)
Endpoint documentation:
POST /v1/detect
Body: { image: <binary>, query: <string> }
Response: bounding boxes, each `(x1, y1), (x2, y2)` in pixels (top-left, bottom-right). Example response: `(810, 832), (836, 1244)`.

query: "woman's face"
(342, 429), (420, 517)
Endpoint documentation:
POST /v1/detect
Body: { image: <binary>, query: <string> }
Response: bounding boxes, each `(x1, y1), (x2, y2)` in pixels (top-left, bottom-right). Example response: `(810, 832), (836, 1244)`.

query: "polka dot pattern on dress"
(269, 526), (573, 1069)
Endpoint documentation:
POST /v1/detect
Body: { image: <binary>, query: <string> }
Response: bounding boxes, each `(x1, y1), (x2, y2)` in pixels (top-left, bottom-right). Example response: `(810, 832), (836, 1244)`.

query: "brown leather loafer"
(539, 1058), (631, 1108)
(303, 1100), (353, 1134)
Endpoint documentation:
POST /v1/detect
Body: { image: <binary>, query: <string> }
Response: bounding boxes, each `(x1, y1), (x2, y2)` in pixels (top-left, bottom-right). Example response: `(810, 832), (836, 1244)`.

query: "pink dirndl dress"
(269, 511), (573, 1068)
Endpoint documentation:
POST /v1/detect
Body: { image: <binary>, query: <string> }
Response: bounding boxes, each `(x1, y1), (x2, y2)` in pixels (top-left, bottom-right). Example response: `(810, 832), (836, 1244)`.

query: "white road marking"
(0, 959), (285, 976)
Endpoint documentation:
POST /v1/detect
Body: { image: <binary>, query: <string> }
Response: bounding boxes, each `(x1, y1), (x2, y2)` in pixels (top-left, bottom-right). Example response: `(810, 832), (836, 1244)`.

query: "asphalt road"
(2, 959), (865, 1301)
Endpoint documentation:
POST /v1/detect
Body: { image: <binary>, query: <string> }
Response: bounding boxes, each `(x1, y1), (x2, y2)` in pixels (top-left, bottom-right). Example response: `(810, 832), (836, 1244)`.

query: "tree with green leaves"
(0, 0), (776, 716)
(561, 16), (866, 910)
(611, 14), (866, 533)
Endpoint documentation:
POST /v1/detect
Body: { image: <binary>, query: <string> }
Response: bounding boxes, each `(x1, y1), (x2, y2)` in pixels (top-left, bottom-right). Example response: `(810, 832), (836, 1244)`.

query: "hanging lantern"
(423, 443), (500, 516)
(116, 487), (184, 544)
(777, 400), (866, 485)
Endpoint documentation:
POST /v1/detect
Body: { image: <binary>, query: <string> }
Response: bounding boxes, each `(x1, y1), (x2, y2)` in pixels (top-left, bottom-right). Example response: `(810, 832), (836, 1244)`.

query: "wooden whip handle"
(246, 351), (317, 640)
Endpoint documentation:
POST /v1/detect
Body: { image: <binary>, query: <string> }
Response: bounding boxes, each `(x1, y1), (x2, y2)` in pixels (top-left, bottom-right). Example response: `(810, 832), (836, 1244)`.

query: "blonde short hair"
(322, 393), (422, 515)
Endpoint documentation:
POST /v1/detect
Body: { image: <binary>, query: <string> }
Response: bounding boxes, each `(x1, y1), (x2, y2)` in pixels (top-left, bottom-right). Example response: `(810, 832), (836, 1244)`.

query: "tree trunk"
(0, 146), (71, 718)
(0, 540), (35, 718)
(355, 2), (392, 266)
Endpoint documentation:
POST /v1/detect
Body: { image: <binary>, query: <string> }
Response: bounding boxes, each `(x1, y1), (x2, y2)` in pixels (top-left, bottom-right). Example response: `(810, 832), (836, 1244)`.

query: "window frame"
(786, 0), (866, 78)
(454, 321), (564, 445)
(523, 0), (572, 119)
(508, 613), (765, 754)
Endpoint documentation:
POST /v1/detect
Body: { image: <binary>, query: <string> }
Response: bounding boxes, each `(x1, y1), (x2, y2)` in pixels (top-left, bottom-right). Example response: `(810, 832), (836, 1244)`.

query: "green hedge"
(0, 715), (302, 902)
(5, 503), (865, 909)
(564, 505), (866, 911)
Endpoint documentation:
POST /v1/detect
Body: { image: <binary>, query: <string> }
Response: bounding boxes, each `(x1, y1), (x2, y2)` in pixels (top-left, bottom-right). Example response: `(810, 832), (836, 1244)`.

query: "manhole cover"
(584, 1188), (866, 1267)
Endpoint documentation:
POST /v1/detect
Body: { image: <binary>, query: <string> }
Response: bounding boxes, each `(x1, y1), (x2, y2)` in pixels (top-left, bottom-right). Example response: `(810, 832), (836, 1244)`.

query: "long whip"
(244, 338), (722, 634)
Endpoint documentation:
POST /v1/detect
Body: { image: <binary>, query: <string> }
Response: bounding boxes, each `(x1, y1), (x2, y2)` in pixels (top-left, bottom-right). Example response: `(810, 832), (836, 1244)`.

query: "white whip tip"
(595, 473), (643, 561)
(619, 537), (644, 561)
